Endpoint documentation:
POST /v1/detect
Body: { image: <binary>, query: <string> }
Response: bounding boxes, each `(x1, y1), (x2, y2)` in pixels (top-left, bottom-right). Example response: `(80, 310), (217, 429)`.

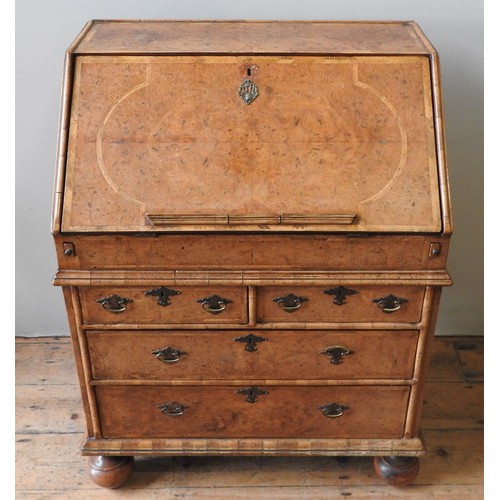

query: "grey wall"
(16, 0), (484, 336)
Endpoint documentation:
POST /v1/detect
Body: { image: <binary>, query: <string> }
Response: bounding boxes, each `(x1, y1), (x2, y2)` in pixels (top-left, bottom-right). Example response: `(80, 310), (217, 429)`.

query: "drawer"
(79, 286), (247, 324)
(95, 385), (410, 439)
(256, 286), (425, 323)
(87, 329), (418, 381)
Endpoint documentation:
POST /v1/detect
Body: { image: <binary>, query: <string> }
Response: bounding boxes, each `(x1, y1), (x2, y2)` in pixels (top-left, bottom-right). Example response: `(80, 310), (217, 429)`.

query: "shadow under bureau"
(52, 20), (452, 488)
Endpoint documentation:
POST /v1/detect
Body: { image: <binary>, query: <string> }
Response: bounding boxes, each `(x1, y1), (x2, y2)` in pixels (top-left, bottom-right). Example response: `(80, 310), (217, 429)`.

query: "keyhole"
(247, 67), (252, 77)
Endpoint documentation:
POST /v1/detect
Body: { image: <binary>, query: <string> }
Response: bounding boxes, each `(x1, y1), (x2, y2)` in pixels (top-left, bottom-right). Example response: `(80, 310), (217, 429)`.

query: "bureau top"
(71, 20), (436, 56)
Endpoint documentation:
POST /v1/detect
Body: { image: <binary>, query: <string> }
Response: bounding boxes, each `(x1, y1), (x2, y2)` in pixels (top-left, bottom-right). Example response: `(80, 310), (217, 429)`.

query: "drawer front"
(80, 286), (247, 324)
(257, 286), (424, 323)
(87, 329), (418, 381)
(95, 385), (410, 439)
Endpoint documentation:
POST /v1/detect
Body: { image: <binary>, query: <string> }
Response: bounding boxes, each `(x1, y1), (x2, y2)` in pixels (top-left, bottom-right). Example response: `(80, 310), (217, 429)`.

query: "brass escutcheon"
(238, 79), (259, 105)
(321, 346), (351, 364)
(234, 333), (268, 352)
(144, 287), (181, 307)
(323, 286), (359, 306)
(236, 386), (269, 403)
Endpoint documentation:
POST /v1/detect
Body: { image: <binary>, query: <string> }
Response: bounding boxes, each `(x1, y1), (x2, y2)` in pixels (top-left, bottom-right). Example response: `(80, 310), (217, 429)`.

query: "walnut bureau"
(52, 20), (452, 488)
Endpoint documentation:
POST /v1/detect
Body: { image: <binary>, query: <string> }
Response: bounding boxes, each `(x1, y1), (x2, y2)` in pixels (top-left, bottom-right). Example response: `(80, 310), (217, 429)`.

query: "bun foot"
(373, 456), (419, 487)
(87, 455), (134, 488)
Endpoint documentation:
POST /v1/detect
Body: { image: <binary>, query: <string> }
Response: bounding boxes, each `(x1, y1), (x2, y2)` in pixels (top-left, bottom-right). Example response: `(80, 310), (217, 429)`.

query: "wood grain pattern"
(86, 329), (418, 381)
(81, 435), (425, 457)
(52, 233), (451, 273)
(94, 385), (410, 439)
(15, 337), (482, 497)
(77, 284), (425, 325)
(61, 55), (441, 233)
(79, 285), (248, 325)
(74, 20), (433, 55)
(256, 285), (425, 323)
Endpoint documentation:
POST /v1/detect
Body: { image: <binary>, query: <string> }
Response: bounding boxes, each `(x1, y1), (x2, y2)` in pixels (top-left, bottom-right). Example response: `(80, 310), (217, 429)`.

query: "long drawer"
(79, 286), (248, 324)
(87, 329), (418, 381)
(257, 286), (425, 323)
(95, 385), (410, 439)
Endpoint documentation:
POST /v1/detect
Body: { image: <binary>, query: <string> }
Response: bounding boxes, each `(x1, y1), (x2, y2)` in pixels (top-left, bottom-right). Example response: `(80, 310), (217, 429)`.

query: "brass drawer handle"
(157, 401), (187, 417)
(144, 287), (181, 306)
(96, 294), (132, 314)
(196, 295), (232, 314)
(373, 294), (408, 314)
(321, 346), (351, 364)
(152, 346), (186, 364)
(320, 402), (349, 418)
(272, 293), (308, 313)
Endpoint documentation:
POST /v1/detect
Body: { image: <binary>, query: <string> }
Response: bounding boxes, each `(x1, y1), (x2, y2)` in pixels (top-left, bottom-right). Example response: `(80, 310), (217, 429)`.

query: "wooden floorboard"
(15, 336), (484, 498)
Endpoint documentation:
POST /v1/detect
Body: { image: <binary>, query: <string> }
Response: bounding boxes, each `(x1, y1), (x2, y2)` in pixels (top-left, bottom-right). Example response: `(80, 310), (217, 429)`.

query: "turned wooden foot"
(373, 456), (419, 487)
(87, 456), (134, 488)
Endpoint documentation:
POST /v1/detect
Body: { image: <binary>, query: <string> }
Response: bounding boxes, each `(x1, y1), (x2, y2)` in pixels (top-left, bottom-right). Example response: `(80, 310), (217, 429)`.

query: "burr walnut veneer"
(52, 20), (452, 488)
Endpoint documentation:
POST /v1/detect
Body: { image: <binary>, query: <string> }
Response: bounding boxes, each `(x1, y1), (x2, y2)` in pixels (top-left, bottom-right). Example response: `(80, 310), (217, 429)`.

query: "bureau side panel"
(61, 287), (97, 437)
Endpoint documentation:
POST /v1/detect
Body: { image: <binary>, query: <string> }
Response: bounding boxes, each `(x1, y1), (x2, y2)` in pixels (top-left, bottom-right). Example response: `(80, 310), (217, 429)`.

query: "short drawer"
(95, 385), (410, 439)
(256, 286), (425, 323)
(79, 286), (247, 324)
(87, 329), (418, 381)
